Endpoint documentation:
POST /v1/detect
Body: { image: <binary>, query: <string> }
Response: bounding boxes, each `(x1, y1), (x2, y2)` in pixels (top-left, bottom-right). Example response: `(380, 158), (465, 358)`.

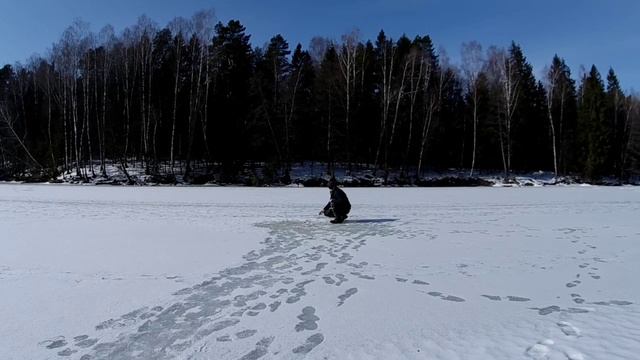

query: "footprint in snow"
(564, 350), (586, 360)
(337, 288), (358, 306)
(592, 300), (633, 306)
(295, 306), (320, 332)
(532, 306), (590, 316)
(557, 321), (581, 337)
(525, 339), (585, 360)
(236, 329), (258, 339)
(322, 276), (336, 285)
(412, 280), (429, 285)
(427, 291), (465, 302)
(481, 295), (530, 302)
(75, 337), (98, 349)
(239, 336), (274, 360)
(334, 274), (347, 286)
(566, 280), (581, 288)
(292, 333), (324, 354)
(216, 335), (231, 342)
(301, 262), (328, 276)
(350, 271), (375, 280)
(526, 339), (554, 359)
(269, 301), (281, 312)
(571, 294), (585, 304)
(44, 339), (67, 349)
(57, 348), (77, 357)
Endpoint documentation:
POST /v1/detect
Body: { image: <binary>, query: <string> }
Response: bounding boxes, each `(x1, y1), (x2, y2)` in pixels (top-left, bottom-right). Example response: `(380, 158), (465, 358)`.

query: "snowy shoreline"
(3, 161), (638, 188)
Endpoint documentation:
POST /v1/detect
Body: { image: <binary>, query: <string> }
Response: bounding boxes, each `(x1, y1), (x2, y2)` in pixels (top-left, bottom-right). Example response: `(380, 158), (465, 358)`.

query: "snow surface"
(1, 184), (639, 359)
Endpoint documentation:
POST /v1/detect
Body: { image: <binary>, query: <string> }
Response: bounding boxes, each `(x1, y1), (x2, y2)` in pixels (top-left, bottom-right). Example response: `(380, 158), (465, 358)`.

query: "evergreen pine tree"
(211, 20), (253, 179)
(510, 43), (546, 172)
(606, 68), (626, 179)
(288, 44), (316, 163)
(547, 55), (578, 175)
(578, 66), (609, 180)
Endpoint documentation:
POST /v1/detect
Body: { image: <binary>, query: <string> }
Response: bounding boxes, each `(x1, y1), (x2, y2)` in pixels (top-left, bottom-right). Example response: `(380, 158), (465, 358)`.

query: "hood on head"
(328, 177), (337, 189)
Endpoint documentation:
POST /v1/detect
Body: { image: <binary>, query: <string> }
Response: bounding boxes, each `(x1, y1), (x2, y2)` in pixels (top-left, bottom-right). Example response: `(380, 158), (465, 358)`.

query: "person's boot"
(331, 215), (347, 224)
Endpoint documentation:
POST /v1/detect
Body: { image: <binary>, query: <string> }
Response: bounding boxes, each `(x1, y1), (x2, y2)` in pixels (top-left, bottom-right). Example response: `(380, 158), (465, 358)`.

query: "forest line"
(1, 10), (639, 183)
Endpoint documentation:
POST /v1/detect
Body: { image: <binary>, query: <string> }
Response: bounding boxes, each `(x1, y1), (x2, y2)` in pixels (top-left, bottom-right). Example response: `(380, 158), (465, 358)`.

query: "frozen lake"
(1, 184), (639, 359)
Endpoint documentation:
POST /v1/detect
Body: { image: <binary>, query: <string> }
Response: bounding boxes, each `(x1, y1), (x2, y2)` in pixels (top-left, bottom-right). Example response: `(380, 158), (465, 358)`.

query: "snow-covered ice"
(1, 184), (639, 359)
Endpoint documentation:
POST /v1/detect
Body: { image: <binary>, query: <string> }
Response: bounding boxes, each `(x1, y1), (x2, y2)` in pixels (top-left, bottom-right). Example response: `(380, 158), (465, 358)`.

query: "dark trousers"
(323, 202), (349, 218)
(323, 207), (336, 218)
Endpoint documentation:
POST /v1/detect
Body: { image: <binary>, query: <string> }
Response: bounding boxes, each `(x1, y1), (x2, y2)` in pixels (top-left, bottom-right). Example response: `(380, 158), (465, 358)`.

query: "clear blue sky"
(1, 0), (639, 90)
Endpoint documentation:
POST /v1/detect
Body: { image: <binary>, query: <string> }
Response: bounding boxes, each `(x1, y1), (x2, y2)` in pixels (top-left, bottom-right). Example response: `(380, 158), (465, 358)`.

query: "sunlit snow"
(1, 184), (639, 359)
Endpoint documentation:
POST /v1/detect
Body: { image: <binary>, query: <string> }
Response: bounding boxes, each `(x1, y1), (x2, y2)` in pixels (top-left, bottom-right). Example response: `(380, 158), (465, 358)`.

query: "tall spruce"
(606, 68), (626, 179)
(578, 66), (609, 180)
(212, 20), (253, 179)
(252, 34), (290, 168)
(287, 44), (316, 163)
(546, 56), (578, 176)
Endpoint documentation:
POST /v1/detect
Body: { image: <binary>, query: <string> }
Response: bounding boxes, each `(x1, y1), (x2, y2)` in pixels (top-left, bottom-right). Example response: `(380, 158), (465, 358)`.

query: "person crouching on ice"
(319, 177), (351, 224)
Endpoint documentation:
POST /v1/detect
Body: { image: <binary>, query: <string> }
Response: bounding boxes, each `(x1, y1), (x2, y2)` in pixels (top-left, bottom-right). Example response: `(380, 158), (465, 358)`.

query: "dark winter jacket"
(323, 186), (351, 216)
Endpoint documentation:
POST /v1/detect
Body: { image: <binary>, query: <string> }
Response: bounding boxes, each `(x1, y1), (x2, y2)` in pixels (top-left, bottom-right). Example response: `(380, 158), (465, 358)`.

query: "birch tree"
(336, 29), (360, 173)
(543, 55), (577, 177)
(0, 103), (42, 169)
(184, 10), (215, 177)
(59, 20), (90, 176)
(96, 25), (115, 175)
(168, 17), (190, 172)
(373, 30), (395, 172)
(384, 36), (410, 173)
(544, 57), (562, 177)
(415, 39), (442, 177)
(131, 16), (157, 169)
(488, 46), (520, 177)
(461, 41), (483, 176)
(621, 93), (639, 178)
(400, 41), (425, 174)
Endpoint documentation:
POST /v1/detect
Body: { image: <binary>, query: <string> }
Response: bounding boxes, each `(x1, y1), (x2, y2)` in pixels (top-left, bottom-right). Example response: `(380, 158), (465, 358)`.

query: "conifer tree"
(546, 56), (578, 175)
(606, 68), (626, 179)
(212, 20), (253, 179)
(578, 66), (609, 180)
(287, 44), (316, 163)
